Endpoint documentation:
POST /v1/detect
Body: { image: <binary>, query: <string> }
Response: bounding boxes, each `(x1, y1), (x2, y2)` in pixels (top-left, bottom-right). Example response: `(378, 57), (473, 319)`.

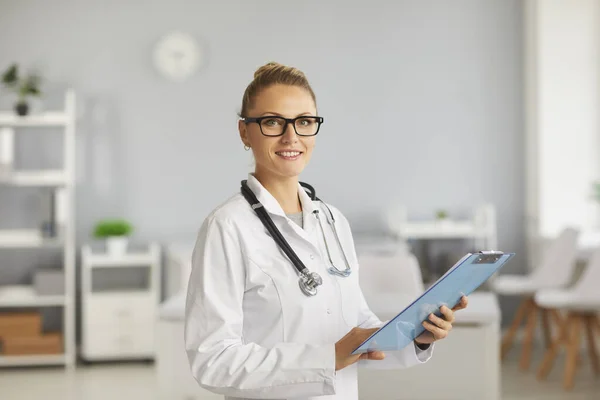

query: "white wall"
(0, 1), (525, 285)
(527, 0), (600, 238)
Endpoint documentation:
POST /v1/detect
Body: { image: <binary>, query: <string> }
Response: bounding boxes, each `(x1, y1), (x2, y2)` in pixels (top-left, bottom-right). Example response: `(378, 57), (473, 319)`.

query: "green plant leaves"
(21, 74), (41, 96)
(1, 63), (41, 99)
(1, 64), (18, 86)
(93, 219), (133, 238)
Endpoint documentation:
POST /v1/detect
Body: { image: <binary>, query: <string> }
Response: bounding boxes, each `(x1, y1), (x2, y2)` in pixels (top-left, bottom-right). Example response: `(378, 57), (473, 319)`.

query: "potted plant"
(435, 209), (451, 227)
(1, 63), (42, 116)
(93, 219), (133, 255)
(435, 210), (449, 220)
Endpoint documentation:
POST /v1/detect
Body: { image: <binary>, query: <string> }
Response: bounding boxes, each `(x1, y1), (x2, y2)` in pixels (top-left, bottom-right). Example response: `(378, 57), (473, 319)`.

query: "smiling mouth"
(275, 150), (303, 160)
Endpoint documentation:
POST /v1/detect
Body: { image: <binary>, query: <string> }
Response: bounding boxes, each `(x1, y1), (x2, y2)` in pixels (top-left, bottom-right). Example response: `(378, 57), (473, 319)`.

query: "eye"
(263, 118), (283, 127)
(297, 118), (314, 126)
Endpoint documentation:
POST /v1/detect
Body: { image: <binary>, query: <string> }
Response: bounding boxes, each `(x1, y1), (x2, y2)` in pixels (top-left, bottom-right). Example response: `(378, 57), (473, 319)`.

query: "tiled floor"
(0, 348), (598, 400)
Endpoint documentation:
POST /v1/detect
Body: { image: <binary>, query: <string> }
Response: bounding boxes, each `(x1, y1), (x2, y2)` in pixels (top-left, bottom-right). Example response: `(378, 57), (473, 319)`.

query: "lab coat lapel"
(245, 174), (320, 248)
(297, 182), (318, 237)
(246, 174), (287, 218)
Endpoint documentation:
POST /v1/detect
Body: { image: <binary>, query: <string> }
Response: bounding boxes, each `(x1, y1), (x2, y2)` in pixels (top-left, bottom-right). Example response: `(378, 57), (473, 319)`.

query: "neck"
(254, 170), (301, 214)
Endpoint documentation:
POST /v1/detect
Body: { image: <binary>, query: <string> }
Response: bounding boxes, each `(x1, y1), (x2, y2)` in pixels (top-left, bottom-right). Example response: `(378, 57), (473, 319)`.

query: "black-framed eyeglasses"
(240, 115), (324, 137)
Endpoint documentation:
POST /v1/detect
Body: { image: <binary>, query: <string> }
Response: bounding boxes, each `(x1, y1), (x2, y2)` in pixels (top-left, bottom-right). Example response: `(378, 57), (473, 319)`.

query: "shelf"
(401, 221), (481, 239)
(0, 229), (63, 248)
(84, 253), (158, 268)
(0, 112), (69, 127)
(0, 170), (67, 186)
(0, 354), (66, 367)
(0, 285), (65, 307)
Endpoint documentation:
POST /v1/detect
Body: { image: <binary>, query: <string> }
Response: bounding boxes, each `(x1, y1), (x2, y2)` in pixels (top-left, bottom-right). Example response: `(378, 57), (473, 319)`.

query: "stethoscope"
(241, 180), (352, 297)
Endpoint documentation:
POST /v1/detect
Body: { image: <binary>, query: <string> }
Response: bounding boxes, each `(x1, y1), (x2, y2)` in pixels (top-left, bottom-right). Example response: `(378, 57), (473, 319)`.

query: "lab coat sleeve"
(184, 215), (336, 399)
(356, 286), (434, 368)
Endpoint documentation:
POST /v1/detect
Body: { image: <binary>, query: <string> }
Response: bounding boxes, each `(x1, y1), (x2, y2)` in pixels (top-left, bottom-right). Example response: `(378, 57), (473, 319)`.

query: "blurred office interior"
(0, 0), (599, 399)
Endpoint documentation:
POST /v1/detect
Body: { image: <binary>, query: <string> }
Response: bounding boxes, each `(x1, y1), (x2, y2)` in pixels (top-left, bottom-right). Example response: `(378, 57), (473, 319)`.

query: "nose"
(281, 121), (298, 143)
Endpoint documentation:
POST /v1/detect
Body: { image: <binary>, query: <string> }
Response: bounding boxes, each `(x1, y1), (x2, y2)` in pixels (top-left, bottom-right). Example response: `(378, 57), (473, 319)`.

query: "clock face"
(153, 31), (203, 82)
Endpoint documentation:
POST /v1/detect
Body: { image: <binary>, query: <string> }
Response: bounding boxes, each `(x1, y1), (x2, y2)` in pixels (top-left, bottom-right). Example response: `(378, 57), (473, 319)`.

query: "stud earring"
(244, 145), (251, 151)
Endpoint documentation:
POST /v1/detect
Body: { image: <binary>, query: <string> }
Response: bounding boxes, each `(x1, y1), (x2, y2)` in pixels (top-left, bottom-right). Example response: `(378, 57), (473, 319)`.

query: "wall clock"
(153, 31), (203, 82)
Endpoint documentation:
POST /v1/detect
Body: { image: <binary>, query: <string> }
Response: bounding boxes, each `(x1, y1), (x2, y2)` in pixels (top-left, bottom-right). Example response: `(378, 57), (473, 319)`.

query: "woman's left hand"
(414, 295), (469, 346)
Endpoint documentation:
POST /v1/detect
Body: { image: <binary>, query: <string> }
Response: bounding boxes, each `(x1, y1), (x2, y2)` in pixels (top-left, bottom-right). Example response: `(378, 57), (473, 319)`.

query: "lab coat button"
(326, 309), (331, 314)
(310, 254), (315, 260)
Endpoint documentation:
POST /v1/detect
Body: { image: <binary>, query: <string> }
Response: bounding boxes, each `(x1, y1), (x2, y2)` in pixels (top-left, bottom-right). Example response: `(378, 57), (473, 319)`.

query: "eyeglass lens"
(260, 117), (320, 136)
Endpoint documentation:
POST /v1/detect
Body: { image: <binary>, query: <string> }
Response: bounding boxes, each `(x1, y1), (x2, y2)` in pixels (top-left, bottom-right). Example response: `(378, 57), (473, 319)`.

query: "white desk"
(358, 292), (501, 400)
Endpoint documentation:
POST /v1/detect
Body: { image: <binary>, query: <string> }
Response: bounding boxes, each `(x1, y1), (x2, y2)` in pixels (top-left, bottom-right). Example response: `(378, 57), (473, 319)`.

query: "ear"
(238, 119), (250, 147)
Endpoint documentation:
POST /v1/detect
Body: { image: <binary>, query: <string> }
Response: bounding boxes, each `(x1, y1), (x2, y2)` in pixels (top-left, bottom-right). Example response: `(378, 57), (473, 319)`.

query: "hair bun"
(253, 61), (283, 79)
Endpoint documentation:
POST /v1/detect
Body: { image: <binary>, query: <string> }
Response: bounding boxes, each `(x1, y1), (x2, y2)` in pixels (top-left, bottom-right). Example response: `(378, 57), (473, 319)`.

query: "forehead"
(251, 84), (316, 115)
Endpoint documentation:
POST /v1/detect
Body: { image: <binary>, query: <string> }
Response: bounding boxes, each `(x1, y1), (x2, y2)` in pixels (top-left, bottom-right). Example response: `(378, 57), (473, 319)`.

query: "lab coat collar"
(245, 174), (318, 218)
(245, 173), (320, 263)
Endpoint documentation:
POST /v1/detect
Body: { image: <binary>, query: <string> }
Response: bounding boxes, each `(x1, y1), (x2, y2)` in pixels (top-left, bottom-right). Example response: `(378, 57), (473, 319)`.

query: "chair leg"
(550, 309), (564, 329)
(564, 313), (583, 390)
(501, 298), (533, 360)
(541, 308), (552, 349)
(520, 301), (539, 370)
(538, 313), (571, 380)
(584, 314), (600, 376)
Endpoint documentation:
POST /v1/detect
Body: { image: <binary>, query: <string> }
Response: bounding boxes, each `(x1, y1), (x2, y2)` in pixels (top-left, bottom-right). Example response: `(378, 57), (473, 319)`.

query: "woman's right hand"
(335, 327), (385, 371)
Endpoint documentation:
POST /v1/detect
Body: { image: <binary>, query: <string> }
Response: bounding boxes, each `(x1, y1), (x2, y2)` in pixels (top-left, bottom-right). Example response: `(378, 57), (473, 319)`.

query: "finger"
(439, 306), (455, 323)
(363, 351), (385, 360)
(452, 296), (468, 311)
(428, 313), (452, 331)
(422, 321), (448, 340)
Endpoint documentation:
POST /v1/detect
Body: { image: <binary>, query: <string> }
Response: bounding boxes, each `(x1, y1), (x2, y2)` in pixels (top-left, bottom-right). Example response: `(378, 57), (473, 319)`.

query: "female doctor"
(185, 62), (468, 400)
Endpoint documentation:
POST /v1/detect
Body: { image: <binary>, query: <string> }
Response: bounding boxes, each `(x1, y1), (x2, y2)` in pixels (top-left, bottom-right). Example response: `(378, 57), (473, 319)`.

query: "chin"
(272, 164), (305, 179)
(277, 168), (304, 179)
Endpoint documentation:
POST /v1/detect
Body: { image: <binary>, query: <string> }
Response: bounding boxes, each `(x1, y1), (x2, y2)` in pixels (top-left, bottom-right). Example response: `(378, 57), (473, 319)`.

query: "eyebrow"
(259, 111), (314, 117)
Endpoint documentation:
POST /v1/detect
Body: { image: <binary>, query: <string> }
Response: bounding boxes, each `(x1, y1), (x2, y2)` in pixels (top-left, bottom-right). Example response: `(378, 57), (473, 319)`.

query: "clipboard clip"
(474, 250), (504, 264)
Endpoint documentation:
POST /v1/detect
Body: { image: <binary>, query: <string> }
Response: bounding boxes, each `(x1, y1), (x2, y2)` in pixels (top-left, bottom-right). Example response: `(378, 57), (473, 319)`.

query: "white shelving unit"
(0, 90), (76, 368)
(80, 243), (161, 362)
(386, 204), (498, 250)
(385, 204), (498, 282)
(0, 285), (66, 307)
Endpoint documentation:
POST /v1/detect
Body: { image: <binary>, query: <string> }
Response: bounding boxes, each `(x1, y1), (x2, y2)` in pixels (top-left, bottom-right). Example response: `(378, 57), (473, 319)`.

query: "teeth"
(278, 151), (300, 157)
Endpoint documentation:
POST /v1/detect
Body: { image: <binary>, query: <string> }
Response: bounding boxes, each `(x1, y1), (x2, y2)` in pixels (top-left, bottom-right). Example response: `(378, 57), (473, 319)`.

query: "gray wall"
(0, 0), (524, 318)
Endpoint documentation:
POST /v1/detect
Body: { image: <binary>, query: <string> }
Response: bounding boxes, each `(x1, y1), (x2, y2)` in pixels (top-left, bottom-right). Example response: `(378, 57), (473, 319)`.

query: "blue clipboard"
(351, 251), (514, 355)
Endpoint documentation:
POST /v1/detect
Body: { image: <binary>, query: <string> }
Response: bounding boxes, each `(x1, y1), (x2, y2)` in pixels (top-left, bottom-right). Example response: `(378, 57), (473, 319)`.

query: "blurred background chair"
(357, 246), (424, 319)
(491, 227), (580, 371)
(535, 245), (600, 390)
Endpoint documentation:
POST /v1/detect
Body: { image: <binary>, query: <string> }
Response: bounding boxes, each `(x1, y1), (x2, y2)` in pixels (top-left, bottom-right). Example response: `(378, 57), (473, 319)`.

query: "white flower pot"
(106, 236), (128, 256)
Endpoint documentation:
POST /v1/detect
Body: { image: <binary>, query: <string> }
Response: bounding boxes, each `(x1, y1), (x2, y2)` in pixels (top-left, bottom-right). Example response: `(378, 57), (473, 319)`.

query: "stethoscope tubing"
(241, 182), (310, 276)
(241, 180), (351, 296)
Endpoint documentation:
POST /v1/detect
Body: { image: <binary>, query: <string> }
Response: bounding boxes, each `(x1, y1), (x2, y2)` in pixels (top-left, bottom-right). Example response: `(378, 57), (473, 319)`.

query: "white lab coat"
(185, 174), (433, 400)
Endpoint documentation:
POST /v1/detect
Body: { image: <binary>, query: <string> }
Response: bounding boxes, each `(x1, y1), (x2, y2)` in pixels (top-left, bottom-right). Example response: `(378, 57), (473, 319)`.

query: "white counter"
(358, 291), (501, 400)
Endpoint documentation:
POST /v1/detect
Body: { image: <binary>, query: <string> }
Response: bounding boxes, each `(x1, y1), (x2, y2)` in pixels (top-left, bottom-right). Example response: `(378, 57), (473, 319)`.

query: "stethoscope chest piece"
(298, 271), (323, 297)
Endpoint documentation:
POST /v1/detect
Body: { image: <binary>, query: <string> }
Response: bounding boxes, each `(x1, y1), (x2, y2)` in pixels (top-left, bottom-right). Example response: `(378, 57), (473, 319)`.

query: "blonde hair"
(240, 62), (317, 117)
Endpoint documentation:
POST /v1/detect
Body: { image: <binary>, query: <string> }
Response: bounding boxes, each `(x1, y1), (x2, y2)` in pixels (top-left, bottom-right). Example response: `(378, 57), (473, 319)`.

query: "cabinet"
(80, 243), (161, 361)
